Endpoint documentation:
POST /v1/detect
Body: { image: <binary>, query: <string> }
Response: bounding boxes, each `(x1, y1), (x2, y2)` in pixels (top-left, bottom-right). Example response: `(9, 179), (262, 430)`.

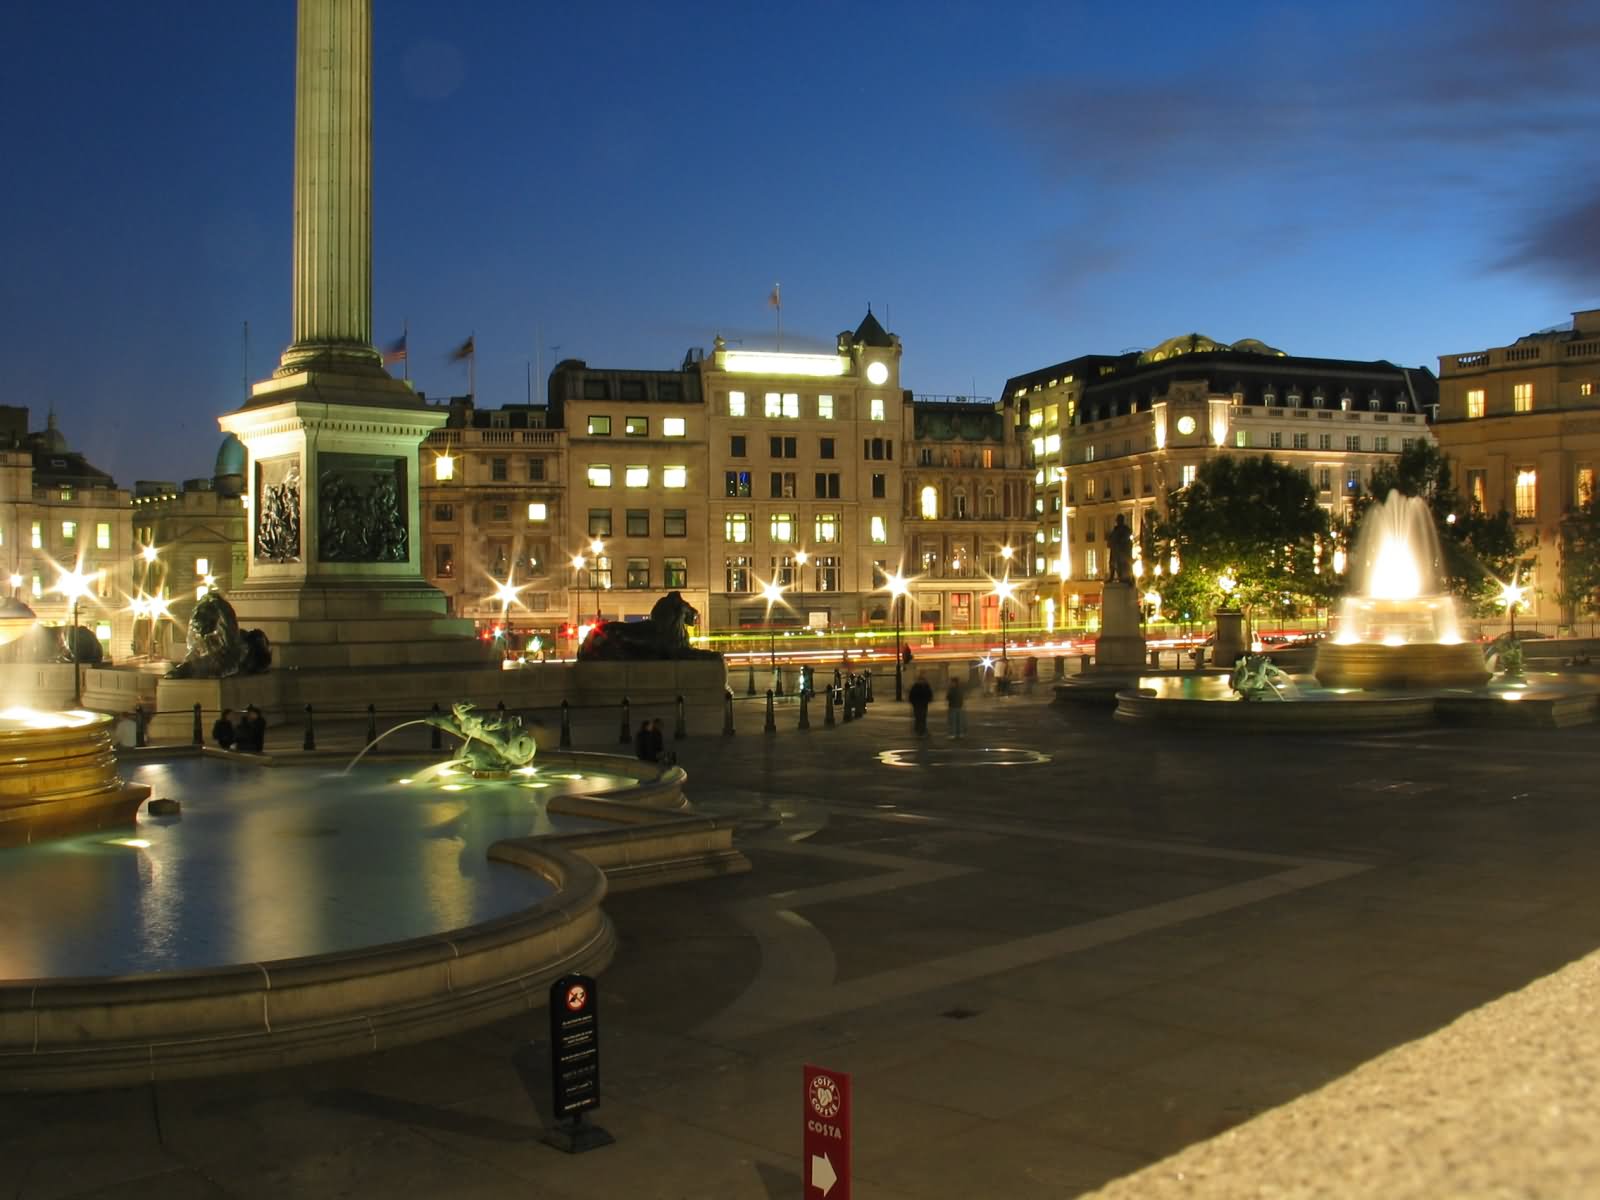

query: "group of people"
(905, 673), (966, 739)
(212, 706), (266, 753)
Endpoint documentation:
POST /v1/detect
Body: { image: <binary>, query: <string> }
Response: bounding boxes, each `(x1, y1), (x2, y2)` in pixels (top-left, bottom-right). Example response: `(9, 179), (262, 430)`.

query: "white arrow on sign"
(811, 1151), (838, 1196)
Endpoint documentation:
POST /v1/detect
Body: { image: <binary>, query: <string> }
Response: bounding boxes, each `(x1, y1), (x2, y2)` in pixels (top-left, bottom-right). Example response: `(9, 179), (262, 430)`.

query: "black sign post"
(543, 972), (613, 1153)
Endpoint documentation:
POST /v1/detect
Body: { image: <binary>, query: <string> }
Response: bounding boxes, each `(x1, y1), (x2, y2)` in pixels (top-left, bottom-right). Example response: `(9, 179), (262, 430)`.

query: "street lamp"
(588, 537), (606, 622)
(53, 564), (98, 708)
(794, 549), (809, 632)
(993, 575), (1015, 683)
(489, 570), (525, 657)
(886, 571), (909, 701)
(761, 577), (785, 690)
(1499, 577), (1525, 638)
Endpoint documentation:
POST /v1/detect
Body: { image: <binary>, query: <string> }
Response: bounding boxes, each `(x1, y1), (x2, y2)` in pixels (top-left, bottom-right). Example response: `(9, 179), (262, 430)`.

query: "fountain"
(1314, 492), (1490, 689)
(0, 599), (148, 848)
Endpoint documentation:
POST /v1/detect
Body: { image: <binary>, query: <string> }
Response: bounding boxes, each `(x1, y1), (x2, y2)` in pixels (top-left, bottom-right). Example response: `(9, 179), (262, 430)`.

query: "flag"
(768, 283), (781, 310)
(449, 335), (475, 362)
(381, 332), (407, 364)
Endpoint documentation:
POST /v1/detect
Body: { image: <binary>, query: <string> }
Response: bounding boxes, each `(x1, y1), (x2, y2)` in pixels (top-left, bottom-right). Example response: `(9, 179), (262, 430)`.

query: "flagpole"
(470, 333), (476, 399)
(775, 282), (782, 351)
(403, 318), (410, 381)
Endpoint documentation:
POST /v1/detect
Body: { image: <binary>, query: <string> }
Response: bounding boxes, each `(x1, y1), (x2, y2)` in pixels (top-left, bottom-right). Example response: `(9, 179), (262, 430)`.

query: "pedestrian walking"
(946, 677), (967, 739)
(908, 672), (933, 735)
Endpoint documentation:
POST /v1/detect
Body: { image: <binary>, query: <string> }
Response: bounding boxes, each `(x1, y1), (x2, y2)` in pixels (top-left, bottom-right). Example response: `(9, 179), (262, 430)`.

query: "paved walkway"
(5, 689), (1600, 1197)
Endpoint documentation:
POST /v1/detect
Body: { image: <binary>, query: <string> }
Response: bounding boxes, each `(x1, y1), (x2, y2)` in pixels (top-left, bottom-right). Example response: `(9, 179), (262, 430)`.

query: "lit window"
(96, 523), (111, 550)
(31, 573), (41, 597)
(920, 486), (938, 520)
(764, 392), (782, 418)
(1515, 469), (1537, 518)
(196, 557), (209, 575)
(1032, 437), (1045, 456)
(625, 466), (649, 488)
(1181, 464), (1197, 488)
(726, 512), (750, 543)
(770, 513), (794, 543)
(61, 521), (77, 542)
(663, 466), (687, 488)
(586, 465), (612, 487)
(1235, 431), (1250, 448)
(663, 417), (686, 437)
(1034, 469), (1044, 485)
(783, 393), (799, 418)
(815, 513), (839, 543)
(587, 415), (612, 436)
(1045, 433), (1061, 454)
(1582, 382), (1594, 398)
(1466, 389), (1485, 419)
(435, 454), (455, 481)
(625, 417), (648, 437)
(95, 622), (111, 643)
(1577, 466), (1595, 507)
(1514, 382), (1533, 413)
(1086, 549), (1098, 577)
(869, 398), (885, 422)
(527, 502), (548, 521)
(870, 515), (887, 544)
(31, 522), (41, 549)
(818, 394), (834, 419)
(729, 391), (746, 417)
(1028, 410), (1043, 429)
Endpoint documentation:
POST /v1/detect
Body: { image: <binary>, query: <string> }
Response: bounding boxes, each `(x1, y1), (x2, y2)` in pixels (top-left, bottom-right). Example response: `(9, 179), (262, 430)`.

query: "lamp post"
(886, 571), (909, 701)
(54, 565), (97, 709)
(761, 578), (785, 690)
(490, 570), (525, 658)
(794, 549), (809, 632)
(994, 576), (1015, 681)
(588, 537), (606, 622)
(1500, 577), (1524, 638)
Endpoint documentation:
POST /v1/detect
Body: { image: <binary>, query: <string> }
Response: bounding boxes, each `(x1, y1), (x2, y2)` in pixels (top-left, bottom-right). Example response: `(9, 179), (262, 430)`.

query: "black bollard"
(841, 681), (854, 723)
(560, 700), (572, 749)
(366, 703), (378, 746)
(303, 703), (316, 751)
(619, 697), (631, 744)
(675, 694), (687, 740)
(192, 702), (203, 746)
(865, 671), (875, 704)
(775, 667), (785, 698)
(430, 702), (443, 751)
(764, 689), (776, 733)
(824, 685), (835, 727)
(723, 689), (735, 736)
(746, 661), (757, 697)
(798, 689), (810, 730)
(135, 704), (148, 748)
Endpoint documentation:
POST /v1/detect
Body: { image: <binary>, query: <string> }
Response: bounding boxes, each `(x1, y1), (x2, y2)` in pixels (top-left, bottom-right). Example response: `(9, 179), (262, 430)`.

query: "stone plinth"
(1212, 608), (1247, 667)
(1093, 581), (1146, 670)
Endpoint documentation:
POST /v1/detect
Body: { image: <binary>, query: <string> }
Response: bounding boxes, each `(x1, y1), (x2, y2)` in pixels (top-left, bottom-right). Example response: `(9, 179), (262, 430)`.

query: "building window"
(1268, 431), (1283, 449)
(725, 556), (752, 592)
(434, 544), (454, 577)
(528, 456), (547, 481)
(661, 557), (686, 588)
(814, 555), (839, 592)
(435, 503), (455, 521)
(1581, 382), (1594, 398)
(1180, 464), (1197, 488)
(1514, 382), (1533, 413)
(771, 471), (796, 498)
(1346, 468), (1361, 493)
(1289, 432), (1307, 450)
(770, 436), (798, 458)
(1085, 549), (1098, 578)
(1576, 466), (1595, 507)
(625, 417), (648, 437)
(1466, 389), (1485, 418)
(869, 397), (886, 421)
(626, 558), (651, 588)
(663, 465), (687, 489)
(1318, 434), (1332, 451)
(591, 556), (613, 591)
(815, 512), (839, 543)
(870, 515), (887, 544)
(953, 491), (969, 518)
(920, 486), (938, 520)
(770, 513), (794, 543)
(818, 394), (834, 419)
(626, 509), (650, 537)
(491, 504), (510, 522)
(731, 435), (747, 457)
(1318, 468), (1332, 492)
(587, 415), (611, 436)
(663, 416), (686, 437)
(725, 470), (751, 498)
(820, 437), (835, 459)
(865, 438), (891, 460)
(1515, 469), (1537, 518)
(587, 509), (613, 536)
(96, 522), (111, 550)
(764, 392), (781, 418)
(1374, 436), (1389, 452)
(625, 465), (649, 488)
(872, 473), (887, 499)
(729, 391), (746, 417)
(1235, 430), (1251, 448)
(586, 465), (612, 487)
(726, 512), (750, 543)
(61, 520), (76, 542)
(434, 454), (455, 481)
(664, 509), (687, 537)
(527, 502), (547, 521)
(491, 458), (508, 481)
(30, 521), (40, 549)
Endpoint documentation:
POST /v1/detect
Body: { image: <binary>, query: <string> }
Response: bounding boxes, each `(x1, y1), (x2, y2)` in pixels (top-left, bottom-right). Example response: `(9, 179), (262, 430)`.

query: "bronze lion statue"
(166, 591), (272, 678)
(577, 591), (721, 662)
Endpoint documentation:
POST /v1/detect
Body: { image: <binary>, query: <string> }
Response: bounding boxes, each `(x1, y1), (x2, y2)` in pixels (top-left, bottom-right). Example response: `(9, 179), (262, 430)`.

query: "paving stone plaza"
(5, 686), (1598, 1198)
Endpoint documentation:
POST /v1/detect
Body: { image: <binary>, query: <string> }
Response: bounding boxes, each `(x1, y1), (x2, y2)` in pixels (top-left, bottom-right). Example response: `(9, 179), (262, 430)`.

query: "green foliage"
(1145, 456), (1333, 626)
(1559, 494), (1600, 616)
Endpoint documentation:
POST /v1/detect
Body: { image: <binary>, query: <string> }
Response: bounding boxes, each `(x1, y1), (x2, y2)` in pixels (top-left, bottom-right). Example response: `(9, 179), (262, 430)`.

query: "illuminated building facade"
(899, 395), (1034, 636)
(1003, 335), (1437, 625)
(130, 478), (246, 657)
(1435, 308), (1600, 623)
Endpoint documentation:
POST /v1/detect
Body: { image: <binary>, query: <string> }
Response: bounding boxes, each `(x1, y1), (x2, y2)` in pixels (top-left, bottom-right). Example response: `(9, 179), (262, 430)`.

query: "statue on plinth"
(578, 591), (721, 662)
(1106, 515), (1134, 585)
(166, 591), (272, 678)
(425, 702), (536, 774)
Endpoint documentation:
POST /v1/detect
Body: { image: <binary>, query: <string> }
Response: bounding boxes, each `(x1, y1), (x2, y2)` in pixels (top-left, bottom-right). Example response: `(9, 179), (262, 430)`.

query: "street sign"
(550, 973), (600, 1117)
(803, 1063), (851, 1199)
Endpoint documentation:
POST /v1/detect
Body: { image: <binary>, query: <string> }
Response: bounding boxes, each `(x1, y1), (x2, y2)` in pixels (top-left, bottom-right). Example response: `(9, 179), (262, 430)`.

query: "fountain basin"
(0, 711), (149, 847)
(1314, 641), (1491, 690)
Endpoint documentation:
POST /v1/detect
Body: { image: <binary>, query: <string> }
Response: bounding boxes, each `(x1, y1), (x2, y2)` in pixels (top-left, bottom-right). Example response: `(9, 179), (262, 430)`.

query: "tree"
(1357, 441), (1529, 616)
(1559, 493), (1600, 617)
(1145, 456), (1333, 633)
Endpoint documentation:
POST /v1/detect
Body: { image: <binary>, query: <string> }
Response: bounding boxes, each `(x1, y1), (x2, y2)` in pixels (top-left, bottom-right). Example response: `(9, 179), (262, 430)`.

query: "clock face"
(1175, 415), (1197, 436)
(866, 361), (889, 386)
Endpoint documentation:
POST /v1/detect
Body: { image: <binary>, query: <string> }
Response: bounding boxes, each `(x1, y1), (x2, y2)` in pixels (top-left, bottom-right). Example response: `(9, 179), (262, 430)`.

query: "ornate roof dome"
(213, 433), (246, 498)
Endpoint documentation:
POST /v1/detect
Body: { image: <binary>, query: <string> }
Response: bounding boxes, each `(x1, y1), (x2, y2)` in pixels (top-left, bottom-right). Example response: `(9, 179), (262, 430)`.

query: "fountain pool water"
(0, 756), (626, 979)
(1315, 492), (1490, 689)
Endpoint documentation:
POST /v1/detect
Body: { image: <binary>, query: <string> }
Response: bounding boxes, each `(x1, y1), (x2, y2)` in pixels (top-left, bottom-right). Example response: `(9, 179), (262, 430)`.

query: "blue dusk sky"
(2, 1), (1596, 482)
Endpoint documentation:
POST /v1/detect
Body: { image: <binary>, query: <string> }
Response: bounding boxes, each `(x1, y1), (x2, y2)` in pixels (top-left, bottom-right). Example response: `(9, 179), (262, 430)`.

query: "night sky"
(3, 1), (1596, 483)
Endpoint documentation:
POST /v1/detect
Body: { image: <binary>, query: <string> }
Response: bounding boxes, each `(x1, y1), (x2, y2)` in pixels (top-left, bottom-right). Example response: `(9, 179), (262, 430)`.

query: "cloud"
(1497, 187), (1600, 288)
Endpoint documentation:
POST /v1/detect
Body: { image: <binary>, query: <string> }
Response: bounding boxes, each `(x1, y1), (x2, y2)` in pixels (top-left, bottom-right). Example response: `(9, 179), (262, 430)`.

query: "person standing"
(211, 708), (237, 750)
(239, 705), (266, 752)
(907, 672), (933, 735)
(946, 677), (966, 739)
(648, 718), (665, 763)
(635, 719), (657, 762)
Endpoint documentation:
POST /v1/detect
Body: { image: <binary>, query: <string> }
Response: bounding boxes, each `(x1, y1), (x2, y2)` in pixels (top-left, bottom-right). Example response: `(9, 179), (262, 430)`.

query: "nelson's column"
(219, 0), (485, 669)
